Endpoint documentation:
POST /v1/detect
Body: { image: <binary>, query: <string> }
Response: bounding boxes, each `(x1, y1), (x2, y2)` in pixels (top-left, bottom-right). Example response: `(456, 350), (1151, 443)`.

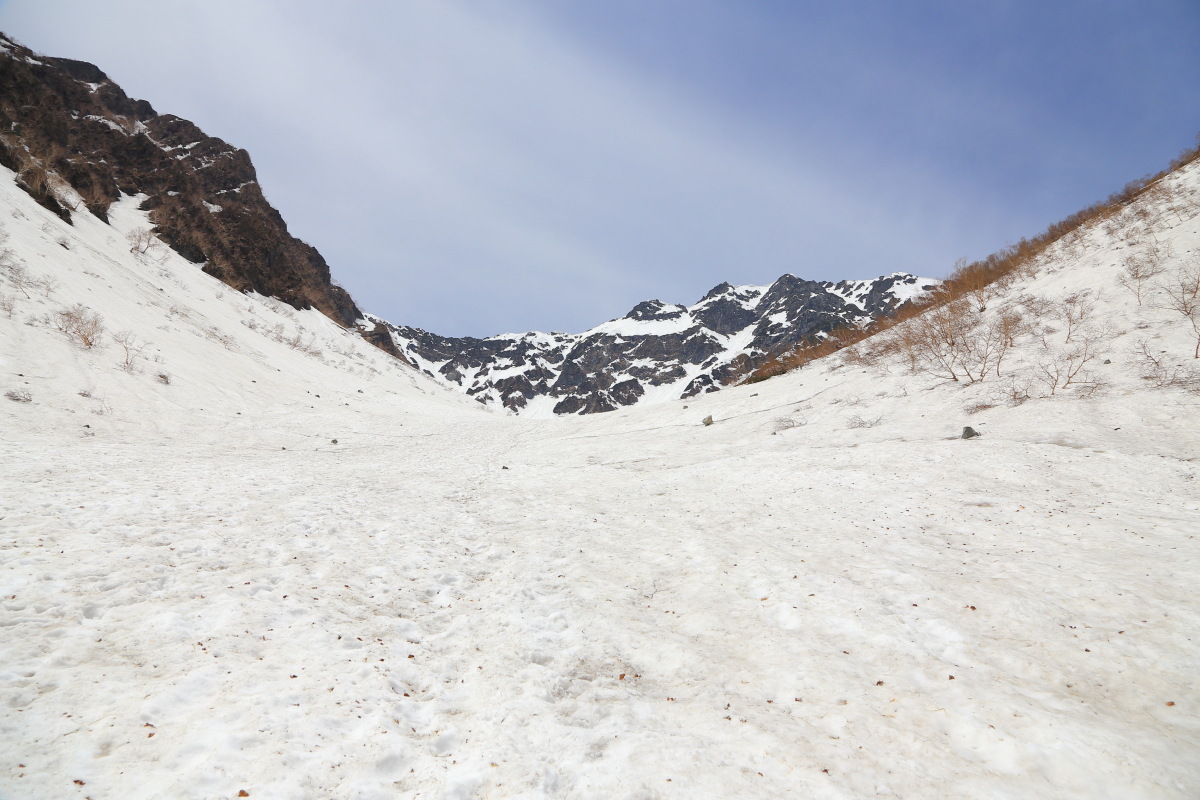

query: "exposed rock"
(961, 427), (981, 439)
(0, 33), (367, 334)
(374, 273), (937, 415)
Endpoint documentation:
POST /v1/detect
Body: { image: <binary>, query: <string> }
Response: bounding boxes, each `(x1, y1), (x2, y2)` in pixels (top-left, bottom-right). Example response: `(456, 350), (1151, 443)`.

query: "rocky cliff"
(0, 33), (402, 353)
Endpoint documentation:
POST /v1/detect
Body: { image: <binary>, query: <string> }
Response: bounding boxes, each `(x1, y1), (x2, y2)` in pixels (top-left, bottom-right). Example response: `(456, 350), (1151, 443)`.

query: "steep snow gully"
(3, 155), (1200, 799)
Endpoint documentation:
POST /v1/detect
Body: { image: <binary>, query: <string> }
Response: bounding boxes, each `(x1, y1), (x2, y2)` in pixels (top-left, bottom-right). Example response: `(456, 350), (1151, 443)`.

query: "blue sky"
(1, 1), (1198, 337)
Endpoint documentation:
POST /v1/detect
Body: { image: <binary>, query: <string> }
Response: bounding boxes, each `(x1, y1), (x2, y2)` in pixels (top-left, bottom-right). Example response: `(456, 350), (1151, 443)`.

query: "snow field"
(3, 160), (1200, 798)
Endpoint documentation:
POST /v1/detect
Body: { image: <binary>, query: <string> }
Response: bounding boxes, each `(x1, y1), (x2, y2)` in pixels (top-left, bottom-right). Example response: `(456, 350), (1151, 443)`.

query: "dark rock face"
(373, 272), (938, 415)
(0, 33), (364, 330)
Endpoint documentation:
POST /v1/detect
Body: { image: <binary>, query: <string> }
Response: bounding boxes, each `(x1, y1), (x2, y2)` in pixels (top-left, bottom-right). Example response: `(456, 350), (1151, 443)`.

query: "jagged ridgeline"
(0, 32), (401, 356)
(375, 273), (937, 415)
(0, 32), (936, 415)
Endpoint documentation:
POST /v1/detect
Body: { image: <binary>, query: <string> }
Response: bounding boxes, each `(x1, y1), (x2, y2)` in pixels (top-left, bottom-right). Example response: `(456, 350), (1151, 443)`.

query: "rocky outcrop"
(374, 272), (938, 415)
(0, 33), (363, 329)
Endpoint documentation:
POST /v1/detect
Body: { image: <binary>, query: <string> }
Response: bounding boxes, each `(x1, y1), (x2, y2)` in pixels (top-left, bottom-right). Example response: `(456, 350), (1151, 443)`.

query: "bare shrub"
(964, 402), (995, 415)
(0, 293), (14, 317)
(1159, 258), (1200, 358)
(894, 299), (1014, 383)
(996, 309), (1028, 347)
(868, 322), (918, 372)
(5, 389), (32, 403)
(840, 346), (876, 367)
(1057, 290), (1096, 343)
(947, 256), (998, 312)
(3, 258), (32, 298)
(1034, 326), (1108, 395)
(285, 329), (323, 358)
(904, 299), (972, 381)
(156, 372), (171, 385)
(969, 316), (1017, 381)
(53, 303), (105, 348)
(1118, 243), (1169, 305)
(1070, 375), (1109, 397)
(1017, 294), (1055, 319)
(773, 416), (806, 432)
(126, 227), (161, 255)
(846, 414), (883, 429)
(991, 375), (1033, 406)
(204, 326), (238, 351)
(112, 330), (149, 372)
(1136, 340), (1200, 390)
(34, 274), (59, 298)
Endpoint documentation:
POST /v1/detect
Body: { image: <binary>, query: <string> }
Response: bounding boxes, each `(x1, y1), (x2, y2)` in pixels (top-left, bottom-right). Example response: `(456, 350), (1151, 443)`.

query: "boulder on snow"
(702, 415), (714, 426)
(961, 426), (980, 440)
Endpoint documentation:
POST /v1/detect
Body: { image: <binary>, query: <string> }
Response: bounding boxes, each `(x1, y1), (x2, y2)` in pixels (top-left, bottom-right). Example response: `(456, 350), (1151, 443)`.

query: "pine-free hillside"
(749, 137), (1200, 384)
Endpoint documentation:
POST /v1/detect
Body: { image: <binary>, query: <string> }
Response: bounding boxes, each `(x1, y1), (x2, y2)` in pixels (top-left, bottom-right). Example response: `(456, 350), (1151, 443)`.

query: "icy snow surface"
(2, 162), (1200, 799)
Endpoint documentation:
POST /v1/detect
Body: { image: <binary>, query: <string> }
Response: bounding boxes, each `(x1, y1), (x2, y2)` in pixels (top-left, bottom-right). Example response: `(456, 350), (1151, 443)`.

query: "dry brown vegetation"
(745, 136), (1200, 385)
(1135, 339), (1199, 390)
(112, 330), (149, 372)
(1159, 257), (1200, 358)
(1118, 241), (1170, 305)
(52, 303), (105, 348)
(126, 227), (161, 256)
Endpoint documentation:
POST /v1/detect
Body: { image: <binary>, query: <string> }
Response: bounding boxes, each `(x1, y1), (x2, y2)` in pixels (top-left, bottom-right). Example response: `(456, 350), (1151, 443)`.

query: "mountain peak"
(624, 299), (687, 321)
(701, 281), (736, 301)
(376, 272), (937, 415)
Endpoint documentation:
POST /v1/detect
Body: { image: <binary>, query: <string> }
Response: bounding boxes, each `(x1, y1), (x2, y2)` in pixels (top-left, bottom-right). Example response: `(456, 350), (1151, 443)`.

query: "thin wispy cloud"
(1, 0), (1197, 336)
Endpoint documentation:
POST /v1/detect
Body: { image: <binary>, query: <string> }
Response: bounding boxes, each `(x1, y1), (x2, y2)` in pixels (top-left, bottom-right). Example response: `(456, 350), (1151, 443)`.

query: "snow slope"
(2, 159), (1200, 800)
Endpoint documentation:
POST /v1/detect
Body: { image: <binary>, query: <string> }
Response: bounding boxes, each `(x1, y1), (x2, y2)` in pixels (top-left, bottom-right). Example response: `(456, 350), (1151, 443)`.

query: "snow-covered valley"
(3, 155), (1200, 800)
